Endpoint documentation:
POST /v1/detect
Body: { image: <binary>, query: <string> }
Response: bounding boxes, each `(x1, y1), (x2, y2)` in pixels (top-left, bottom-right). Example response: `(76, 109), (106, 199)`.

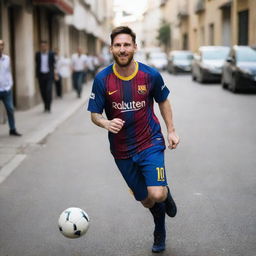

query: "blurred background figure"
(86, 54), (95, 80)
(35, 40), (55, 113)
(54, 48), (63, 98)
(0, 39), (22, 136)
(57, 54), (71, 80)
(71, 48), (88, 98)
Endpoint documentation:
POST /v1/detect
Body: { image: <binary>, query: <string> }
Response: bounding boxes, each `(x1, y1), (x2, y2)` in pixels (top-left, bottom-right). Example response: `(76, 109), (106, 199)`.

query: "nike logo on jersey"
(108, 90), (118, 95)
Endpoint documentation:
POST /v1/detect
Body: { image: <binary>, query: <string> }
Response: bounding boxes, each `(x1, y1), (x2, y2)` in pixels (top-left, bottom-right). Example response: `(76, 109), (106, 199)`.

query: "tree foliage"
(157, 21), (171, 50)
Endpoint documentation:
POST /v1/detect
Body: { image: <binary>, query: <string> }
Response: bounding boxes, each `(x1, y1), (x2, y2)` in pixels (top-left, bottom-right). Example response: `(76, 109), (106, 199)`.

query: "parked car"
(147, 51), (168, 70)
(222, 45), (256, 92)
(167, 50), (193, 74)
(191, 46), (230, 83)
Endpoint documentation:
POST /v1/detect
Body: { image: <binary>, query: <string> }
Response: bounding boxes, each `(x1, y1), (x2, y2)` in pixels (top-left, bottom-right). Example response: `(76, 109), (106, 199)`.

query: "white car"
(147, 52), (168, 71)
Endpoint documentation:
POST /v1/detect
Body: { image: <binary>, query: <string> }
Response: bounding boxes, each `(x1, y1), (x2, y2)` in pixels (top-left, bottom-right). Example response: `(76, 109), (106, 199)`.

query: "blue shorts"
(115, 145), (168, 201)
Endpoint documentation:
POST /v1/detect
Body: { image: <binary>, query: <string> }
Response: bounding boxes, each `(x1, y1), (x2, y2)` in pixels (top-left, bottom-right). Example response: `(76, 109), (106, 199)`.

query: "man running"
(87, 26), (180, 253)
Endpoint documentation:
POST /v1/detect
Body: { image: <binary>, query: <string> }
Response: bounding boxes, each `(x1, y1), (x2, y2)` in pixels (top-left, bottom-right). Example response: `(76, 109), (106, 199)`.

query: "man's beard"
(113, 53), (134, 67)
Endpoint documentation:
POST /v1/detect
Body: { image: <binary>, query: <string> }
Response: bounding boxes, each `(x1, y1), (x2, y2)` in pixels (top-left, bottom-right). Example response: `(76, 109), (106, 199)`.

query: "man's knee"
(141, 198), (154, 208)
(148, 186), (167, 203)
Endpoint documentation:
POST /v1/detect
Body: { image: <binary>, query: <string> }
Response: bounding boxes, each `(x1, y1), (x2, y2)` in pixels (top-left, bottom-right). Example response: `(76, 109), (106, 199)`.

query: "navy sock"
(149, 202), (166, 232)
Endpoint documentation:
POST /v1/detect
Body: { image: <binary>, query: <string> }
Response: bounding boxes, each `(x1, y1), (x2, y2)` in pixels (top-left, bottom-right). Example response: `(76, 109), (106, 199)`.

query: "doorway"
(238, 10), (249, 45)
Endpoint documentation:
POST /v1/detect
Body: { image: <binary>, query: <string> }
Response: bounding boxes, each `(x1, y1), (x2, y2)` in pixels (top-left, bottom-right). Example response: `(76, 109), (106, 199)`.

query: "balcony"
(32, 0), (74, 14)
(178, 8), (188, 19)
(194, 0), (205, 14)
(160, 0), (168, 7)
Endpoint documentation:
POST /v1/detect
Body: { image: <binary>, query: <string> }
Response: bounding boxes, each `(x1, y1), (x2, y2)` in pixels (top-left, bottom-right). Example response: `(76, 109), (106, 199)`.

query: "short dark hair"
(40, 40), (48, 44)
(110, 26), (136, 45)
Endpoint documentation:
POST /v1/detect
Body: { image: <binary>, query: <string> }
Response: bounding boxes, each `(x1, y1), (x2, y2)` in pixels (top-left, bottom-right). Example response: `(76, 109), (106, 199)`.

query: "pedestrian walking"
(71, 48), (87, 98)
(0, 39), (22, 136)
(87, 26), (180, 253)
(35, 41), (55, 112)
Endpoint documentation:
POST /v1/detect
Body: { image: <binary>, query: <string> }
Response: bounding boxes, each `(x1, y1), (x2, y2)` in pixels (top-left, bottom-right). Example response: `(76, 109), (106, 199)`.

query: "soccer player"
(87, 26), (180, 253)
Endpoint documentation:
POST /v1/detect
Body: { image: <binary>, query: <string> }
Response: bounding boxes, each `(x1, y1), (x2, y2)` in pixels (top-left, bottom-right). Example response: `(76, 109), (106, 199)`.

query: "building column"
(14, 4), (35, 109)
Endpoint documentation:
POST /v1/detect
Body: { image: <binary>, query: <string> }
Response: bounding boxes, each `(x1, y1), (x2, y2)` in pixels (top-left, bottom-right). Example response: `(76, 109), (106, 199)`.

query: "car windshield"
(202, 48), (229, 60)
(237, 47), (256, 62)
(173, 53), (193, 60)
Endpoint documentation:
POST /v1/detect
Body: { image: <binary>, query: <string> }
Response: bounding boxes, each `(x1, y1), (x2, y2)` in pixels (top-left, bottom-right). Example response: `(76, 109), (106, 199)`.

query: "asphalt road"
(0, 73), (256, 256)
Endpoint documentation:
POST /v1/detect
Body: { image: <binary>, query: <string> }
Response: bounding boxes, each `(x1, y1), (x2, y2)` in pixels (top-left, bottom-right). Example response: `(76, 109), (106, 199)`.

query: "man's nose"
(120, 45), (126, 52)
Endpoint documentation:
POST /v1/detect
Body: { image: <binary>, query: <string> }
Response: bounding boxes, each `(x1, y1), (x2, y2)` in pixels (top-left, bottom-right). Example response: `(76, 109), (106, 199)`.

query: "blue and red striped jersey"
(87, 61), (170, 159)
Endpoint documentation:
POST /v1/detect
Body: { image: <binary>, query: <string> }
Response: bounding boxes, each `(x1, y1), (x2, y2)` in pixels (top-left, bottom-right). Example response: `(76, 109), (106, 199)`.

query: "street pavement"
(0, 83), (91, 184)
(0, 73), (256, 256)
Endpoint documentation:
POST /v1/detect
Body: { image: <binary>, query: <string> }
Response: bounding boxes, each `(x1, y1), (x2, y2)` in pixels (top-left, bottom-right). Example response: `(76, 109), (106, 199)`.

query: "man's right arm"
(91, 113), (125, 134)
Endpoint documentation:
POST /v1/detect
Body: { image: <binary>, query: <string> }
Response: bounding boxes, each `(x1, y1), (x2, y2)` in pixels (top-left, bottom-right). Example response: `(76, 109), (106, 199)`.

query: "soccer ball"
(58, 207), (90, 238)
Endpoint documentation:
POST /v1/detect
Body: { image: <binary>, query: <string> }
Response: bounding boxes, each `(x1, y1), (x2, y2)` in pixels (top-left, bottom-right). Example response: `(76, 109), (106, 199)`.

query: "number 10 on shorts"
(156, 167), (165, 181)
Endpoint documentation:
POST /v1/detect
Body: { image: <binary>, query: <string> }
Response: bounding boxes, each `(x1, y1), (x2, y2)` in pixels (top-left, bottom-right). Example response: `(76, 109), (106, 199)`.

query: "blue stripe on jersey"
(87, 62), (170, 159)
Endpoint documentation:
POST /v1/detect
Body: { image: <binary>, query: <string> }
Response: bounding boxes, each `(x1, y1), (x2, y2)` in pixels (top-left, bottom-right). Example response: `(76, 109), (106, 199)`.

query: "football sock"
(149, 202), (166, 232)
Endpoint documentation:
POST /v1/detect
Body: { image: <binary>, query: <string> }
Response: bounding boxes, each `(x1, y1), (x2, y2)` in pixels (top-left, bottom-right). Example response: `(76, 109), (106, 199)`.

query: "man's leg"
(56, 76), (62, 97)
(142, 186), (177, 217)
(45, 77), (53, 111)
(140, 146), (177, 217)
(1, 90), (16, 131)
(77, 72), (84, 98)
(139, 146), (177, 252)
(38, 76), (47, 111)
(150, 202), (166, 253)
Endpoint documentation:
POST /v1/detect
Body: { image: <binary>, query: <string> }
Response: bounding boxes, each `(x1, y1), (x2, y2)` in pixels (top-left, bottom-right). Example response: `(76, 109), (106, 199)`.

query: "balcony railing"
(194, 0), (205, 14)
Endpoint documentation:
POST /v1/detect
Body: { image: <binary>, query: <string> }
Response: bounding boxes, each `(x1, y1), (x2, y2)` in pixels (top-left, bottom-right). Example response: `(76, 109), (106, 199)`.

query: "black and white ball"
(58, 207), (90, 238)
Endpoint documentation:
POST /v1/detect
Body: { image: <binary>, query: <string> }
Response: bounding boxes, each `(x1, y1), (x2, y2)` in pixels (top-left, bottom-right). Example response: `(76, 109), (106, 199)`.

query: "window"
(183, 33), (188, 50)
(238, 10), (249, 45)
(209, 23), (214, 45)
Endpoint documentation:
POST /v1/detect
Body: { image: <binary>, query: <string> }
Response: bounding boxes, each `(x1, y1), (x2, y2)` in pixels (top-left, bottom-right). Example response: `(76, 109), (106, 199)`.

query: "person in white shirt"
(57, 55), (71, 79)
(71, 48), (87, 98)
(0, 39), (22, 136)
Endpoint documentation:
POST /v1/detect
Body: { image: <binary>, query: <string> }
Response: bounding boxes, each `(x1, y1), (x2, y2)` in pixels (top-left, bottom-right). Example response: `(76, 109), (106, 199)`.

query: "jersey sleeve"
(152, 71), (170, 103)
(87, 77), (106, 114)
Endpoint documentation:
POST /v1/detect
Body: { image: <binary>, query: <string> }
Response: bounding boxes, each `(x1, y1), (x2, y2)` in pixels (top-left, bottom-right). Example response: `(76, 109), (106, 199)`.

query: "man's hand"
(106, 118), (125, 134)
(167, 131), (180, 150)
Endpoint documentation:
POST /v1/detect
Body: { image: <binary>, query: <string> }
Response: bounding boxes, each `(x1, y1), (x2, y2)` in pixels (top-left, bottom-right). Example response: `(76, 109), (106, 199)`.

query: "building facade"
(161, 0), (256, 52)
(0, 0), (113, 112)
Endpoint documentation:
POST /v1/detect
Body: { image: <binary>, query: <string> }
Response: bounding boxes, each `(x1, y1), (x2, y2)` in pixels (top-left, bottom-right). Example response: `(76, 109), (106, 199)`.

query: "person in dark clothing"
(35, 41), (55, 112)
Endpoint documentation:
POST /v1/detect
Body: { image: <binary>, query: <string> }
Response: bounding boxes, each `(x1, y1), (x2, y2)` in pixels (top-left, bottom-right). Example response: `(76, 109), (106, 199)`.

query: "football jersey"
(87, 61), (170, 159)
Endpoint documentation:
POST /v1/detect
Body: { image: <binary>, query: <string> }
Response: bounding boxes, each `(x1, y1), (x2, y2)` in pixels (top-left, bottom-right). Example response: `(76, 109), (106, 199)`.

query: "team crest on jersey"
(137, 85), (147, 95)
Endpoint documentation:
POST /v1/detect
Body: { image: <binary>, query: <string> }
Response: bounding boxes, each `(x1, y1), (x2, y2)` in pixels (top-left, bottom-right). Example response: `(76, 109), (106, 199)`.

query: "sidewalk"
(0, 84), (91, 183)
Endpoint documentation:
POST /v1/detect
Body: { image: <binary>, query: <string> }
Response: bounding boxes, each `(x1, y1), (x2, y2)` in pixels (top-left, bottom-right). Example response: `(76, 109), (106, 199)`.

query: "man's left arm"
(158, 99), (180, 150)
